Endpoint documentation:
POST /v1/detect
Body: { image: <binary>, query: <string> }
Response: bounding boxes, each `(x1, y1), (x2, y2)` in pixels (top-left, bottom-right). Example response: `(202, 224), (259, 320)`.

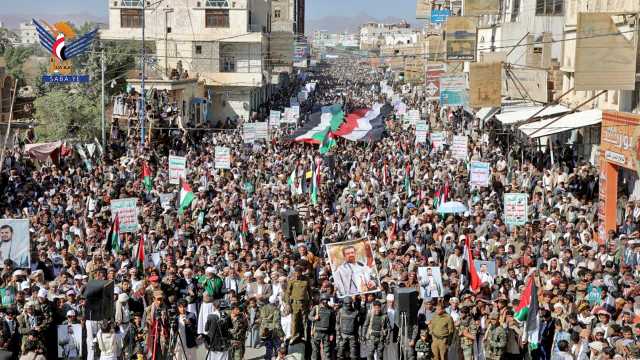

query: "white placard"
(215, 146), (231, 169)
(255, 122), (269, 140)
(243, 123), (256, 143)
(168, 155), (187, 185)
(415, 120), (428, 144)
(469, 161), (491, 187)
(451, 135), (468, 160)
(431, 132), (446, 150)
(110, 198), (139, 233)
(269, 110), (281, 127)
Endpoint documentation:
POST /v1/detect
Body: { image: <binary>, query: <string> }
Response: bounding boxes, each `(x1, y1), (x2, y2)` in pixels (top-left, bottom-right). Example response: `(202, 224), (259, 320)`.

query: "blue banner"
(42, 75), (90, 83)
(431, 9), (450, 24)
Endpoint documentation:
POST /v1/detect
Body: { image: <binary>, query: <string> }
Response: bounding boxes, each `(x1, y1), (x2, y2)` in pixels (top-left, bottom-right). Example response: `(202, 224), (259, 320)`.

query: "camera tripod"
(165, 318), (188, 360)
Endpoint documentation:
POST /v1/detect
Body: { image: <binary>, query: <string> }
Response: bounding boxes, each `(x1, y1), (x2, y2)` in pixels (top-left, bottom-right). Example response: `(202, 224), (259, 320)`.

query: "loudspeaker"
(281, 210), (302, 241)
(394, 288), (419, 328)
(83, 280), (114, 321)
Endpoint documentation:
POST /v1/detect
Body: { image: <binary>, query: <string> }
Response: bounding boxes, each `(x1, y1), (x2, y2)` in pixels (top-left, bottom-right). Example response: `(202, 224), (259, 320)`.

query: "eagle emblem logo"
(33, 19), (97, 75)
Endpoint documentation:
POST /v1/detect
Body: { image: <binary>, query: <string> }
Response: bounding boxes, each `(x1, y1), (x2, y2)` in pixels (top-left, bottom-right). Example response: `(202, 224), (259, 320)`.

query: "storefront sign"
(604, 150), (626, 165)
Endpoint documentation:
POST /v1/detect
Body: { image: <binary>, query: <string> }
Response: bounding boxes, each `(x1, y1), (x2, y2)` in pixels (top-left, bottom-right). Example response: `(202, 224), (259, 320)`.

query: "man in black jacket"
(172, 299), (198, 360)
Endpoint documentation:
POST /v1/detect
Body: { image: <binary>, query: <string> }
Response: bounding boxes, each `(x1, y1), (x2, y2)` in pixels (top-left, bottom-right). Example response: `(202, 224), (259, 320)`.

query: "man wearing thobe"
(334, 245), (376, 296)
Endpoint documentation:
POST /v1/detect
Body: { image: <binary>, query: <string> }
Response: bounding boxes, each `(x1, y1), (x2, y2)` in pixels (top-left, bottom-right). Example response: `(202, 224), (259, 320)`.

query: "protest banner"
(215, 146), (231, 169)
(431, 132), (446, 150)
(451, 135), (468, 160)
(255, 122), (269, 140)
(243, 123), (256, 143)
(110, 198), (139, 233)
(426, 63), (446, 101)
(504, 193), (528, 226)
(407, 109), (421, 125)
(57, 324), (83, 359)
(440, 74), (467, 106)
(269, 110), (281, 127)
(418, 266), (444, 299)
(168, 155), (187, 185)
(469, 161), (490, 187)
(326, 239), (381, 298)
(0, 219), (30, 268)
(415, 120), (428, 144)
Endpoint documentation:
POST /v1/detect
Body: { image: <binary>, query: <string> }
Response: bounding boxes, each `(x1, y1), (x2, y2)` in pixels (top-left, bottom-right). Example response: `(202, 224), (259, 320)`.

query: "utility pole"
(141, 0), (146, 146)
(101, 49), (106, 148)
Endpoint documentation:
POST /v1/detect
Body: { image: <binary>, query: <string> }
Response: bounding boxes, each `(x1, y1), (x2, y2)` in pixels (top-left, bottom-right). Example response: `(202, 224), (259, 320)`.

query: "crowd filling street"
(0, 59), (638, 360)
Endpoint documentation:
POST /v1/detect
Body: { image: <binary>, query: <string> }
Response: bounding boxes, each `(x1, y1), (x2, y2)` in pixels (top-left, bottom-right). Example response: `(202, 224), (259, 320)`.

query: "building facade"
(270, 0), (305, 81)
(19, 21), (38, 46)
(101, 0), (273, 125)
(559, 0), (640, 113)
(359, 21), (416, 51)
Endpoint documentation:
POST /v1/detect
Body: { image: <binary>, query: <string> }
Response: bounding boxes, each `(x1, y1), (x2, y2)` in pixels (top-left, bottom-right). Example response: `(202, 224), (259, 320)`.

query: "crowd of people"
(0, 58), (638, 360)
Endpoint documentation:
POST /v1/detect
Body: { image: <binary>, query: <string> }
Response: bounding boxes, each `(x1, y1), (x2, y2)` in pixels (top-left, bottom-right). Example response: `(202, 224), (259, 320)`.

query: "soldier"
(429, 303), (454, 360)
(336, 297), (360, 360)
(229, 304), (249, 360)
(286, 265), (312, 343)
(258, 298), (284, 360)
(484, 312), (507, 360)
(363, 300), (389, 360)
(415, 330), (432, 360)
(458, 306), (477, 360)
(309, 293), (335, 360)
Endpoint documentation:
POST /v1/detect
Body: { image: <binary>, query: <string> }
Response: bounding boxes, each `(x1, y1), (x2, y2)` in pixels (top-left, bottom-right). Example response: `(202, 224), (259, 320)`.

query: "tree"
(0, 28), (17, 54)
(34, 90), (100, 141)
(3, 47), (33, 86)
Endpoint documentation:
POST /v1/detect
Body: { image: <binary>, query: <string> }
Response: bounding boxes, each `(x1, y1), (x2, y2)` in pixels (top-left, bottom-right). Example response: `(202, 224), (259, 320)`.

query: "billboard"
(464, 0), (500, 16)
(445, 17), (477, 61)
(469, 62), (501, 107)
(426, 63), (446, 101)
(504, 68), (549, 103)
(270, 31), (295, 67)
(440, 74), (467, 106)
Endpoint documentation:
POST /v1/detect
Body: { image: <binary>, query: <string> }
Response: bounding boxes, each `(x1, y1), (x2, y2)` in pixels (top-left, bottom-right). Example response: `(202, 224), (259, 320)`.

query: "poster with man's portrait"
(474, 260), (496, 285)
(326, 239), (381, 297)
(0, 219), (30, 268)
(418, 266), (444, 299)
(57, 324), (82, 359)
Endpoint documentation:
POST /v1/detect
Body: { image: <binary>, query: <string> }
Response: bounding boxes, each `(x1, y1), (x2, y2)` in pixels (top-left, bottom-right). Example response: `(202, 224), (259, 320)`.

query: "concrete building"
(559, 0), (640, 113)
(359, 21), (416, 51)
(312, 31), (360, 49)
(0, 59), (14, 122)
(101, 0), (273, 125)
(270, 0), (305, 83)
(19, 21), (38, 46)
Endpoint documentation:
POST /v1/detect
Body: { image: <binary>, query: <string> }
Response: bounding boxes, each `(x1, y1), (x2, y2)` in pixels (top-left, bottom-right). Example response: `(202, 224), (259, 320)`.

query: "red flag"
(136, 236), (144, 272)
(462, 236), (481, 292)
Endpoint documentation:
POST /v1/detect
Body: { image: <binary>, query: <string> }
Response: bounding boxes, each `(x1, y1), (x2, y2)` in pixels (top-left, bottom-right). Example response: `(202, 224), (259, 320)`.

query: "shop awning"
(495, 105), (571, 125)
(518, 109), (602, 138)
(475, 107), (499, 122)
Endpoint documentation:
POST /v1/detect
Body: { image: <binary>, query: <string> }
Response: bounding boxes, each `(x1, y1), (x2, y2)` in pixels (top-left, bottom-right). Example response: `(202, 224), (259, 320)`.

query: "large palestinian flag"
(515, 276), (540, 349)
(292, 105), (344, 144)
(333, 103), (392, 142)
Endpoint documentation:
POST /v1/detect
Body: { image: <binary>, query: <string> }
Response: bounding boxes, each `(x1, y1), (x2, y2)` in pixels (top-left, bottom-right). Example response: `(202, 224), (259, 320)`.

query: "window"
(535, 0), (563, 15)
(274, 9), (281, 19)
(205, 0), (229, 7)
(121, 9), (143, 28)
(511, 0), (520, 22)
(222, 56), (235, 72)
(195, 45), (202, 54)
(121, 0), (142, 6)
(205, 9), (229, 28)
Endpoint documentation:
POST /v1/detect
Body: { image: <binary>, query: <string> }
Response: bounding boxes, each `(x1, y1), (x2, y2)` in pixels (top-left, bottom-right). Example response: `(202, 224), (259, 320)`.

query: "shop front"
(598, 111), (640, 240)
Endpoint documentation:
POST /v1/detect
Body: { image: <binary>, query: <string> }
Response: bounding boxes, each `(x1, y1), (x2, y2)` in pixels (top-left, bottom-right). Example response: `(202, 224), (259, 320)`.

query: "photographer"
(203, 300), (231, 360)
(172, 299), (197, 360)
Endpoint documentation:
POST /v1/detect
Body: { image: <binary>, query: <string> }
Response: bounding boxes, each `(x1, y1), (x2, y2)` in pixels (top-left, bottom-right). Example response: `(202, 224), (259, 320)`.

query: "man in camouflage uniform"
(229, 304), (248, 360)
(286, 265), (312, 343)
(458, 306), (477, 360)
(484, 312), (506, 360)
(336, 297), (360, 360)
(363, 301), (389, 360)
(309, 293), (335, 360)
(258, 298), (284, 360)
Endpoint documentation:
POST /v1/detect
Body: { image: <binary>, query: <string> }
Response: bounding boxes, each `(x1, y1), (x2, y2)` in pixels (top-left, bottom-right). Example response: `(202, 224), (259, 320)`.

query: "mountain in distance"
(306, 12), (424, 35)
(0, 12), (108, 30)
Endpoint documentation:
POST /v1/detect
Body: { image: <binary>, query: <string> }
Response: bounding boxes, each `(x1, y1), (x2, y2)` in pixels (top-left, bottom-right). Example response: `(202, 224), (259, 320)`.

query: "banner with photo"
(110, 198), (139, 233)
(168, 155), (187, 185)
(418, 266), (444, 299)
(440, 74), (467, 106)
(469, 62), (502, 107)
(464, 0), (499, 16)
(215, 146), (231, 169)
(326, 239), (381, 298)
(426, 63), (446, 101)
(469, 161), (491, 187)
(57, 324), (83, 359)
(0, 219), (30, 268)
(504, 193), (528, 226)
(445, 17), (477, 61)
(474, 260), (496, 285)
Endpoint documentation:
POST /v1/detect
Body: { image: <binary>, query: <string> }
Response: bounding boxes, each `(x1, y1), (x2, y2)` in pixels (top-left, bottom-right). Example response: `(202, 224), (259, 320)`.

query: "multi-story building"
(19, 21), (38, 46)
(270, 0), (305, 81)
(359, 21), (416, 51)
(560, 0), (640, 112)
(101, 0), (273, 125)
(312, 31), (360, 49)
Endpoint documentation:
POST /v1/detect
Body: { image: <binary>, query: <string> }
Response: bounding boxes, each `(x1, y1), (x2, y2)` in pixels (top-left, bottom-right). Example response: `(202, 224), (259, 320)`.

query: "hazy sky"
(7, 0), (415, 20)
